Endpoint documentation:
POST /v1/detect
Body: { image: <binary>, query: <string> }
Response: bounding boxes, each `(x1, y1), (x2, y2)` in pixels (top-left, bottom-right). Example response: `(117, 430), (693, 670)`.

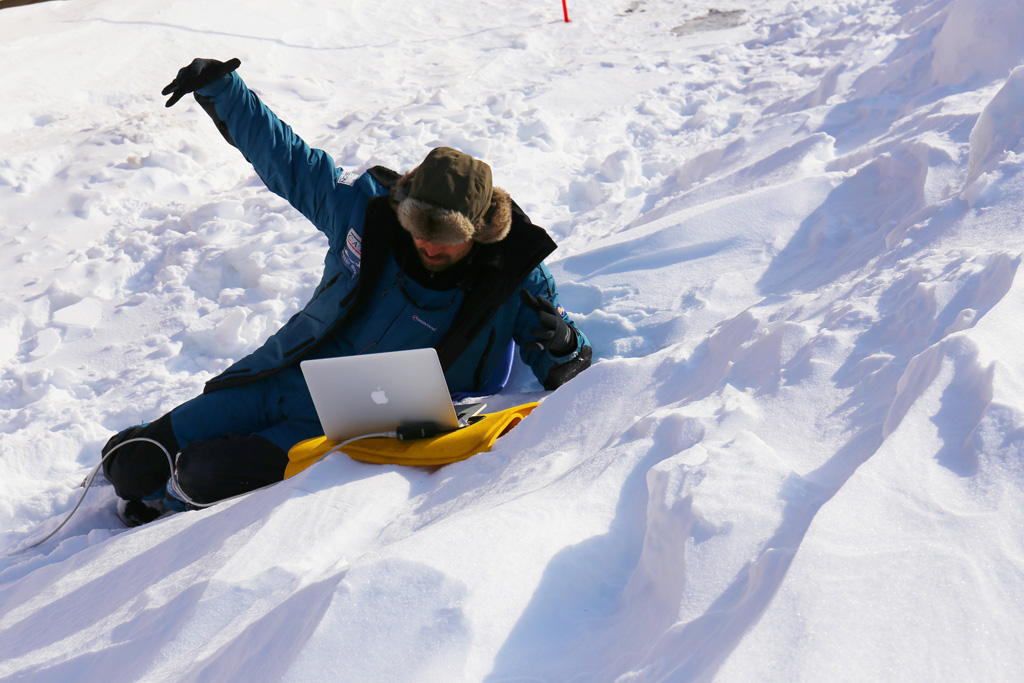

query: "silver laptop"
(300, 348), (462, 441)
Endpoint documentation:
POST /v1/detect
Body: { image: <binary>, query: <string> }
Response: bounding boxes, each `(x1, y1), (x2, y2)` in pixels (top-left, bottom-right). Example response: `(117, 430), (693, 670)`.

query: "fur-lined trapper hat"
(392, 147), (512, 244)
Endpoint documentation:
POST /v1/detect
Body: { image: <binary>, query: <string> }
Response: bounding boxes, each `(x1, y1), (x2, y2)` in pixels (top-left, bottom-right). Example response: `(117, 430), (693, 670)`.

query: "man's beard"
(417, 247), (456, 271)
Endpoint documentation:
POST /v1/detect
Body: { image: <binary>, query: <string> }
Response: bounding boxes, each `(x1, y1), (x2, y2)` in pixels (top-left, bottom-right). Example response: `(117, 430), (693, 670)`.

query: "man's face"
(413, 237), (474, 272)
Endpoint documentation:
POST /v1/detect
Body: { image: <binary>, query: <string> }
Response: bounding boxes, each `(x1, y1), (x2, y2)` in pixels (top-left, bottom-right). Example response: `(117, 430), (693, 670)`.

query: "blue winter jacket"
(194, 72), (591, 396)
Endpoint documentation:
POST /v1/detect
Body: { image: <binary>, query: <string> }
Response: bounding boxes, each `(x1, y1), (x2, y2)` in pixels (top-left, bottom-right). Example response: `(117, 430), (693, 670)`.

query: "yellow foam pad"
(285, 402), (539, 475)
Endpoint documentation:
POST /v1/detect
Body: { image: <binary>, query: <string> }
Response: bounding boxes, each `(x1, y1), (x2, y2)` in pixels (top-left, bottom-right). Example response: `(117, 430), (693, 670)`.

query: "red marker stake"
(562, 0), (570, 22)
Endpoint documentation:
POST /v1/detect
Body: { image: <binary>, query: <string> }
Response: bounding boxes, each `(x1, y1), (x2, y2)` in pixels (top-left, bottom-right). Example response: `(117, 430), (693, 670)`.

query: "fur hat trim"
(393, 172), (512, 244)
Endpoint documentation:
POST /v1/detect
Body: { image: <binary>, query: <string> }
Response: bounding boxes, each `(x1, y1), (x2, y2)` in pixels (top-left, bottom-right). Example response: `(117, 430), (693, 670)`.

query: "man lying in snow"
(102, 58), (592, 525)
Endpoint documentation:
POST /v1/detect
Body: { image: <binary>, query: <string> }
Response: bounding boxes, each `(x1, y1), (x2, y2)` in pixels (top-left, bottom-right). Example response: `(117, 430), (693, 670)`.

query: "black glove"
(162, 57), (241, 108)
(520, 290), (576, 355)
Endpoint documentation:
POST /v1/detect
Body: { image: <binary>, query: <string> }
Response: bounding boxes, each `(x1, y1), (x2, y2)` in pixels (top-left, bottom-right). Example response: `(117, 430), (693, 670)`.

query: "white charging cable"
(3, 431), (395, 557)
(2, 437), (172, 557)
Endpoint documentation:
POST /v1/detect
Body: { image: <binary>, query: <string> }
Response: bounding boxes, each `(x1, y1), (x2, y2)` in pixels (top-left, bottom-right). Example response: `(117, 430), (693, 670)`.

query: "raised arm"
(163, 58), (355, 237)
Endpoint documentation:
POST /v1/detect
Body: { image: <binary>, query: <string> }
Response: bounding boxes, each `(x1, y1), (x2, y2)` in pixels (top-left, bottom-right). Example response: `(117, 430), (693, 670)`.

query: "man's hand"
(520, 290), (576, 355)
(162, 58), (241, 107)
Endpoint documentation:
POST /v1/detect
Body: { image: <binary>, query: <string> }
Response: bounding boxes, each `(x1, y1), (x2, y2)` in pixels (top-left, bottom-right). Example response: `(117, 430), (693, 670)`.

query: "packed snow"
(2, 0), (1024, 680)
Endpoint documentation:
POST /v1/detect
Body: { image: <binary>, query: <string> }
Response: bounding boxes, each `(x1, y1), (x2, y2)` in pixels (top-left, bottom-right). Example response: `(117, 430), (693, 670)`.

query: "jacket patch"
(337, 171), (357, 186)
(413, 314), (438, 331)
(342, 228), (362, 277)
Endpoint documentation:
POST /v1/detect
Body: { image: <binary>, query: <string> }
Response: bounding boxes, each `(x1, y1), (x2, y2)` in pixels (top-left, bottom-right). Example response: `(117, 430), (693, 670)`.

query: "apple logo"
(371, 388), (389, 405)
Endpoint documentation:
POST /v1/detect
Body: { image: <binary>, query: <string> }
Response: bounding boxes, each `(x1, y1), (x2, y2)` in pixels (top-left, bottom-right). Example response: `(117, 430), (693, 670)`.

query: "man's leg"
(166, 372), (323, 505)
(172, 415), (323, 505)
(104, 368), (323, 507)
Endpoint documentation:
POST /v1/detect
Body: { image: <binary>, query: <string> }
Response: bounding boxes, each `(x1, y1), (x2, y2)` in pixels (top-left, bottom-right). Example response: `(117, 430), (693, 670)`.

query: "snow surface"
(2, 0), (1024, 680)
